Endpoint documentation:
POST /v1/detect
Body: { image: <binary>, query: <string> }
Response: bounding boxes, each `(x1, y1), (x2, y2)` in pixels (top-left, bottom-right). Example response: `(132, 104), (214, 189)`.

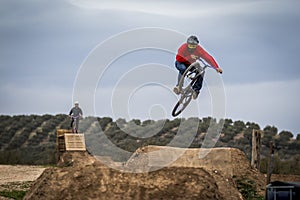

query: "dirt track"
(1, 148), (300, 200)
(24, 152), (228, 200)
(0, 165), (46, 199)
(0, 165), (46, 185)
(23, 148), (253, 200)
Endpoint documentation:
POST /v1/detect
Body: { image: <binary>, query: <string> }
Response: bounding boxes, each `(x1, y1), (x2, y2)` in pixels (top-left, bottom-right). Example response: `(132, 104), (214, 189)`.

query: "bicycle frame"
(172, 59), (210, 117)
(71, 115), (80, 133)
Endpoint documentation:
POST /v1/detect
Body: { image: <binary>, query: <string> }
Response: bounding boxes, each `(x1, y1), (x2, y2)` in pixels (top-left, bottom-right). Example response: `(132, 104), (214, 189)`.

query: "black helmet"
(187, 35), (199, 45)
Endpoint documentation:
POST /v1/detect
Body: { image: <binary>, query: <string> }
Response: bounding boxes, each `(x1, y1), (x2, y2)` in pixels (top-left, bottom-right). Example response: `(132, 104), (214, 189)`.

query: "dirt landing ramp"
(126, 146), (237, 176)
(24, 152), (226, 200)
(126, 146), (265, 198)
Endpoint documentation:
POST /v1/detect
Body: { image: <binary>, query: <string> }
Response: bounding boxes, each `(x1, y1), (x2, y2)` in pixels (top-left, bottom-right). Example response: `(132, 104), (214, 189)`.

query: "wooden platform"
(64, 134), (86, 151)
(56, 129), (86, 152)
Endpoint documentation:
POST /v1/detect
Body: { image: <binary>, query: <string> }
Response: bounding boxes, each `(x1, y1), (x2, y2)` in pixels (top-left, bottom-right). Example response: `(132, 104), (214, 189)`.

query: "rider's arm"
(69, 108), (73, 116)
(196, 46), (219, 69)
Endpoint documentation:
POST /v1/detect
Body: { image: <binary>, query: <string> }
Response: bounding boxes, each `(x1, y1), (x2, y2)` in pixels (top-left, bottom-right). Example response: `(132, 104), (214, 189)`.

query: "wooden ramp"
(64, 134), (86, 151)
(56, 129), (86, 152)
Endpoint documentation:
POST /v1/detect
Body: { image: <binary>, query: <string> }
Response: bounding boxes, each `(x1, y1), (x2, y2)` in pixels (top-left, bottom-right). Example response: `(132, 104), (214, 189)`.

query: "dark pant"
(175, 61), (204, 92)
(70, 117), (79, 133)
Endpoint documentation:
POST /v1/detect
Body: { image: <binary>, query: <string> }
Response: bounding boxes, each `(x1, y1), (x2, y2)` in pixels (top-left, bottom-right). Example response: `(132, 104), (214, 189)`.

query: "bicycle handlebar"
(197, 58), (212, 68)
(189, 59), (209, 72)
(193, 58), (222, 74)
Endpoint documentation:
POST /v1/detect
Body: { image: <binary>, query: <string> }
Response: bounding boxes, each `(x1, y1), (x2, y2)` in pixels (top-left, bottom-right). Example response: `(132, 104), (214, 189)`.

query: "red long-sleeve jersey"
(176, 43), (219, 69)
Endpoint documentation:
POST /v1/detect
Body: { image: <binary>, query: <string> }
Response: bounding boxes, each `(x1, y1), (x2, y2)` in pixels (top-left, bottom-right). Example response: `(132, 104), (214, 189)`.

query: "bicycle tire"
(172, 94), (192, 117)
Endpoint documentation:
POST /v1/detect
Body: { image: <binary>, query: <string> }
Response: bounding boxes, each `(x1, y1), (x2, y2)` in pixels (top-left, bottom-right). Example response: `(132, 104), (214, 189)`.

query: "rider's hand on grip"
(216, 68), (223, 74)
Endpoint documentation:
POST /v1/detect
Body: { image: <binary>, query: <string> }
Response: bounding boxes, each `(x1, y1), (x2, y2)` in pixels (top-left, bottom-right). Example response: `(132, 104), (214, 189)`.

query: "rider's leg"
(174, 61), (188, 94)
(70, 118), (74, 129)
(75, 119), (79, 133)
(192, 73), (205, 93)
(175, 61), (187, 85)
(177, 73), (182, 86)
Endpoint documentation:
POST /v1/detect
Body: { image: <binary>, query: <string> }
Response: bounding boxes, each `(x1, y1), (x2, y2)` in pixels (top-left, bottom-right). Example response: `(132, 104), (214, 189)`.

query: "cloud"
(1, 73), (299, 135)
(67, 0), (198, 17)
(83, 76), (300, 135)
(66, 0), (263, 18)
(0, 0), (300, 137)
(66, 0), (300, 20)
(0, 83), (72, 115)
(225, 79), (300, 134)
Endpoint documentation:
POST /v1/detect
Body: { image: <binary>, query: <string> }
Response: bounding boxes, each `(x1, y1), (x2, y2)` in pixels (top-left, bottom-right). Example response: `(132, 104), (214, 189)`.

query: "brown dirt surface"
(271, 174), (300, 182)
(24, 152), (224, 200)
(0, 165), (46, 185)
(23, 147), (300, 200)
(0, 165), (46, 200)
(126, 146), (264, 198)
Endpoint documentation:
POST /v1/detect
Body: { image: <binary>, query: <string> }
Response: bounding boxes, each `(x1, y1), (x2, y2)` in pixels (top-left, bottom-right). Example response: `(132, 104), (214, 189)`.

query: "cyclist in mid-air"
(173, 35), (223, 99)
(69, 101), (83, 133)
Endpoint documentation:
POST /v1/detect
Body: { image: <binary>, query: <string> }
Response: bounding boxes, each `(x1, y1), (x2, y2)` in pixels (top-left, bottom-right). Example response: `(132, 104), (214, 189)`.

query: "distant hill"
(0, 114), (299, 174)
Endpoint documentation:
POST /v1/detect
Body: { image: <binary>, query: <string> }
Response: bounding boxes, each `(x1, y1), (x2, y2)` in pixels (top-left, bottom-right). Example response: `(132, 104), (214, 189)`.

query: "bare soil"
(271, 174), (300, 182)
(0, 165), (46, 185)
(24, 152), (225, 200)
(0, 165), (46, 200)
(1, 147), (300, 200)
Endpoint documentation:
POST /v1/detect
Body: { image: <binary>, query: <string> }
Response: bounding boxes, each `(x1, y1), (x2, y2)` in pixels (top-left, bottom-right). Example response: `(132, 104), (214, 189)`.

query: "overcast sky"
(0, 0), (300, 136)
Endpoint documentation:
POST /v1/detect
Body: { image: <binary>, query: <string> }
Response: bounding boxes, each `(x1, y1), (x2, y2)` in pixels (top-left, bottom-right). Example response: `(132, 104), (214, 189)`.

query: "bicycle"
(172, 58), (213, 117)
(70, 115), (80, 133)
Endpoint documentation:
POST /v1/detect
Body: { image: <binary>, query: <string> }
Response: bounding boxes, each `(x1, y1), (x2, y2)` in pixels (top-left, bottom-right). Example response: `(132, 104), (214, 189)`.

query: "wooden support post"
(266, 141), (274, 184)
(251, 129), (262, 170)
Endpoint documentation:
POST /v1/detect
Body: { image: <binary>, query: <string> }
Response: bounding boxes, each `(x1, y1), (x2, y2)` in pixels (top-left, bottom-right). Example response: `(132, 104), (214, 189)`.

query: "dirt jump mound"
(24, 146), (265, 200)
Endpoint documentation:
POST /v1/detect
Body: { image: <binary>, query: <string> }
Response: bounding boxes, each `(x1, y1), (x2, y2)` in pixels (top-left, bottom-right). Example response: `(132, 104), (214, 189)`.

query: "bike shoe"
(192, 90), (199, 99)
(173, 86), (180, 95)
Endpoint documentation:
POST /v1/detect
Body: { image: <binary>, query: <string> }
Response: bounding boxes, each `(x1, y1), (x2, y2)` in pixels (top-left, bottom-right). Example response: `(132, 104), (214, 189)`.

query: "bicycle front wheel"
(172, 92), (192, 117)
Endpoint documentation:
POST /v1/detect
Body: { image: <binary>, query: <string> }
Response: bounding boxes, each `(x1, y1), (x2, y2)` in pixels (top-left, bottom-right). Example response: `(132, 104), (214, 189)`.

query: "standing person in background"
(69, 101), (83, 133)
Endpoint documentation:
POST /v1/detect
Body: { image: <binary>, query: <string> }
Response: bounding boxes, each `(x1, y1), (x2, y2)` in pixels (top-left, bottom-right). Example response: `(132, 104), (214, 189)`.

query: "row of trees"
(0, 115), (299, 174)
